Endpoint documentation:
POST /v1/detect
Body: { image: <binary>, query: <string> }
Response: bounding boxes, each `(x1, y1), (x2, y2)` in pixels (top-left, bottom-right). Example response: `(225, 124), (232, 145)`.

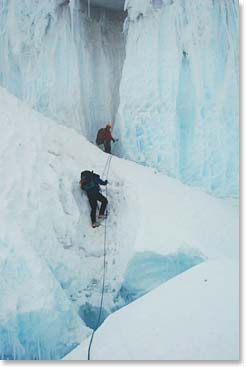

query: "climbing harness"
(87, 154), (113, 360)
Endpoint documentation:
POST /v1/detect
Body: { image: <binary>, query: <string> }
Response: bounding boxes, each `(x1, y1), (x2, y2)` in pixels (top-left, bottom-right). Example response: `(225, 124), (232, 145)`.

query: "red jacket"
(104, 128), (114, 142)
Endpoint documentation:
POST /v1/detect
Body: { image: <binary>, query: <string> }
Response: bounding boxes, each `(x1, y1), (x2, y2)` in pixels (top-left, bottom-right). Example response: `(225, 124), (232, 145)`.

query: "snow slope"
(0, 87), (136, 359)
(0, 0), (239, 197)
(0, 87), (239, 359)
(65, 258), (239, 360)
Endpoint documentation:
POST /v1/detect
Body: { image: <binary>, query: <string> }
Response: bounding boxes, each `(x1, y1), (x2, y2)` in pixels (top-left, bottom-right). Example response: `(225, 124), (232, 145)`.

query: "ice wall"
(0, 232), (87, 360)
(0, 0), (239, 197)
(0, 0), (81, 129)
(0, 0), (125, 138)
(115, 250), (205, 308)
(116, 0), (239, 197)
(72, 1), (125, 139)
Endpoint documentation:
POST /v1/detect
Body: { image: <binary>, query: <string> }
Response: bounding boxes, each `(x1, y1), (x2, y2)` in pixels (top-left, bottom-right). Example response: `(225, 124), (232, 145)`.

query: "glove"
(104, 180), (108, 185)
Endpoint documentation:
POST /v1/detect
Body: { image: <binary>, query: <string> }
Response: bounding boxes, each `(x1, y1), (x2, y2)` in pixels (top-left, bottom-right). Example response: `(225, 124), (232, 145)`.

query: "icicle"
(37, 337), (41, 360)
(88, 0), (91, 18)
(69, 0), (75, 37)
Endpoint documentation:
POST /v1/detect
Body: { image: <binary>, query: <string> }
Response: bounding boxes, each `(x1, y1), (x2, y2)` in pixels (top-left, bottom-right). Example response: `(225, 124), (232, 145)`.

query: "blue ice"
(115, 250), (205, 306)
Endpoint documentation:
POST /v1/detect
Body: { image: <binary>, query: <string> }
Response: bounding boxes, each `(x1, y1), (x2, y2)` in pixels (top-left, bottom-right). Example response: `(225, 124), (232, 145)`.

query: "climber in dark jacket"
(80, 171), (108, 228)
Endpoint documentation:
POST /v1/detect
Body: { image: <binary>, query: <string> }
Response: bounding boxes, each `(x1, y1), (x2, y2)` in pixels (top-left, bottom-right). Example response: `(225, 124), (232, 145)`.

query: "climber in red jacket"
(96, 122), (118, 154)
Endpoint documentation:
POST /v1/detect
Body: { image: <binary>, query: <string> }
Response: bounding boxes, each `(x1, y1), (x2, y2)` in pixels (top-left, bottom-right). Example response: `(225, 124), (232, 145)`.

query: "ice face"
(0, 0), (239, 198)
(0, 0), (81, 128)
(116, 0), (239, 197)
(72, 2), (125, 140)
(0, 231), (88, 360)
(0, 0), (239, 358)
(0, 0), (125, 138)
(114, 250), (205, 308)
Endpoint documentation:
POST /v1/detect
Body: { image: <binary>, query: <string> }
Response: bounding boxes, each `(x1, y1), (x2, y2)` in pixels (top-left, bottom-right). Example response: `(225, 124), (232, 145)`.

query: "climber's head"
(106, 122), (112, 129)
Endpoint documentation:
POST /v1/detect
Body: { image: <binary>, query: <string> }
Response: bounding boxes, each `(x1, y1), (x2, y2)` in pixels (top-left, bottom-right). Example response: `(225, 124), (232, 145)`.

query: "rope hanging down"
(87, 154), (113, 360)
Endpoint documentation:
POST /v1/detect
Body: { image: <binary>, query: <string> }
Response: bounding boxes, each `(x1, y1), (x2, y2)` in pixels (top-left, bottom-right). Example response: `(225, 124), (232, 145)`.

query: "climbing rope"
(101, 154), (112, 180)
(87, 154), (113, 360)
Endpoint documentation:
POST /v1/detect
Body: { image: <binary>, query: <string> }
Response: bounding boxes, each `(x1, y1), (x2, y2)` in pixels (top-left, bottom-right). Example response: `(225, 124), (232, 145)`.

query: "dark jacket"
(86, 173), (107, 196)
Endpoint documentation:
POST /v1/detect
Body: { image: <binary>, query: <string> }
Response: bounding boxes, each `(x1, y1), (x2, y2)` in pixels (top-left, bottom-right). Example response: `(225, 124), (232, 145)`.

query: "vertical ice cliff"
(116, 0), (239, 197)
(0, 0), (81, 129)
(0, 0), (239, 197)
(71, 1), (125, 139)
(0, 0), (125, 138)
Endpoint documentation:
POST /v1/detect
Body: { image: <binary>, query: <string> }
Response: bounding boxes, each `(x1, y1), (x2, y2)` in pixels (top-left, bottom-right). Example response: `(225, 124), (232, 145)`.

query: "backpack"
(96, 128), (105, 145)
(80, 171), (96, 192)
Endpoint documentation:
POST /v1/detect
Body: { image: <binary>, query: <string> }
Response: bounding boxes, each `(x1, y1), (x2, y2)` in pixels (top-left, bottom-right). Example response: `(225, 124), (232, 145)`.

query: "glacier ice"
(64, 258), (239, 360)
(0, 86), (238, 359)
(0, 0), (239, 197)
(78, 303), (109, 330)
(115, 250), (205, 307)
(87, 0), (125, 11)
(0, 231), (88, 360)
(0, 0), (239, 360)
(116, 0), (239, 197)
(77, 250), (205, 328)
(0, 0), (125, 138)
(0, 87), (136, 359)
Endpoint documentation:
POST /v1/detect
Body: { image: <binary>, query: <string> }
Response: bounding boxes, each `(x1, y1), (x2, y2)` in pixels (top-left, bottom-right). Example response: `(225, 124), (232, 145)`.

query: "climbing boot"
(92, 222), (100, 228)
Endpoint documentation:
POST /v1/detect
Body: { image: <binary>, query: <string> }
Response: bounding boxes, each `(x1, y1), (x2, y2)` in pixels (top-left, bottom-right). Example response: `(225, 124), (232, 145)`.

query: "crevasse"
(0, 0), (239, 197)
